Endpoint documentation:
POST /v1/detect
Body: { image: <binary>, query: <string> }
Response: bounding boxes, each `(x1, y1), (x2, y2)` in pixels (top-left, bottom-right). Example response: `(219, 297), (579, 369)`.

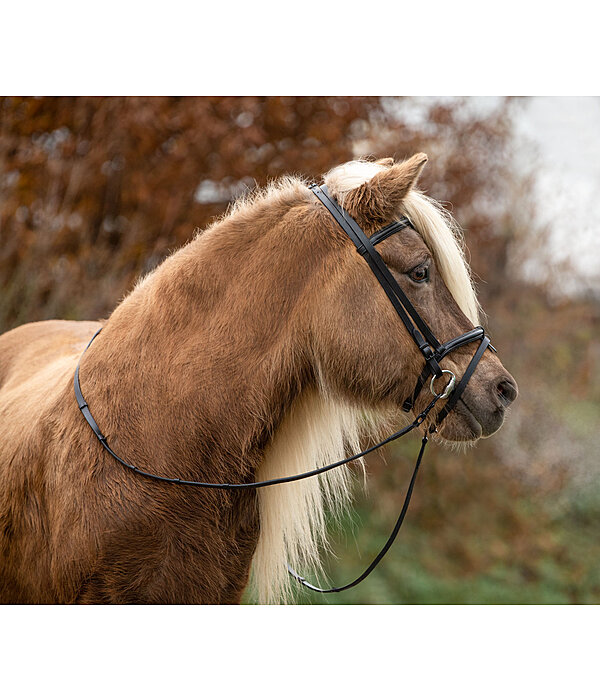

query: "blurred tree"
(0, 96), (380, 328)
(357, 97), (531, 304)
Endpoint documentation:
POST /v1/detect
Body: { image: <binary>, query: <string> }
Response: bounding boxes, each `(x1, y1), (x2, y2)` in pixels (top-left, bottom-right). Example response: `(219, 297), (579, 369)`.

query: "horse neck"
(79, 204), (321, 483)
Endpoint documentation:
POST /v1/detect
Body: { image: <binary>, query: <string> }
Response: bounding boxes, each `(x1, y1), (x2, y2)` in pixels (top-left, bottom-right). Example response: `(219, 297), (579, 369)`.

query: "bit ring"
(430, 369), (456, 400)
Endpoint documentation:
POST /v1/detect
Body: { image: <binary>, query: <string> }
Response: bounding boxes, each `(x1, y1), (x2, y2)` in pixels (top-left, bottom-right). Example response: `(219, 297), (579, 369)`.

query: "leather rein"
(73, 184), (494, 596)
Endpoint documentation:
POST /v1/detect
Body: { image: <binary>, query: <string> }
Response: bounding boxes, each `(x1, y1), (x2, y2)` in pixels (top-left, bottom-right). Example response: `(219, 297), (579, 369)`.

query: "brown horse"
(0, 154), (517, 604)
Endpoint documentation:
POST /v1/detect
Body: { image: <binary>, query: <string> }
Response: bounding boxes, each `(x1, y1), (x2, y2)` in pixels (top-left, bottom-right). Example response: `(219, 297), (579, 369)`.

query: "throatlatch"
(73, 183), (495, 596)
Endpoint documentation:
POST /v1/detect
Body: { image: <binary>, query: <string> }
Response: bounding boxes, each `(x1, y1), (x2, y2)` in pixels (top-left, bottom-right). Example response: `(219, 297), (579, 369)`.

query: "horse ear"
(343, 153), (428, 230)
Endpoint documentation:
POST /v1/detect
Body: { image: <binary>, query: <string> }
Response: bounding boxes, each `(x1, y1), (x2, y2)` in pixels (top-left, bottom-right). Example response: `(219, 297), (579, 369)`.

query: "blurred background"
(0, 96), (598, 604)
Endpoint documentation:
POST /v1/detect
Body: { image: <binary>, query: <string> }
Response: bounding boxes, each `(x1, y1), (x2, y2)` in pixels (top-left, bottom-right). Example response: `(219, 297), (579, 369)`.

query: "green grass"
(244, 462), (600, 605)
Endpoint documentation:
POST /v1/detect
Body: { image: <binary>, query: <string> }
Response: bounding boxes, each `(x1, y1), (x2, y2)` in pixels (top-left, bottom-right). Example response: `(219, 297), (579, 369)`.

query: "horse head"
(306, 153), (518, 443)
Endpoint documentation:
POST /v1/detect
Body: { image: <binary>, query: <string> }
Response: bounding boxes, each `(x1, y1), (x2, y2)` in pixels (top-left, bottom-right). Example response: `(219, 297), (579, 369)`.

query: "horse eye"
(409, 264), (429, 283)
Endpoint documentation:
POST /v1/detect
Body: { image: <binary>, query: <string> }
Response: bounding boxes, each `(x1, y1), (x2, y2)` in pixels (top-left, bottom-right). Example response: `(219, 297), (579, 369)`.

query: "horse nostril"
(496, 377), (518, 407)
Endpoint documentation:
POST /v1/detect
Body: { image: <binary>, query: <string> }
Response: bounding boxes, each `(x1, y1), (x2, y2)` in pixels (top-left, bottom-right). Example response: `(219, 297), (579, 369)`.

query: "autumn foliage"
(0, 97), (380, 326)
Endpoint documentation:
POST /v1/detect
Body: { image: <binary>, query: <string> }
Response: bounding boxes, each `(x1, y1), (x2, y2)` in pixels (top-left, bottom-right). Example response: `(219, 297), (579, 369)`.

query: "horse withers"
(0, 154), (517, 604)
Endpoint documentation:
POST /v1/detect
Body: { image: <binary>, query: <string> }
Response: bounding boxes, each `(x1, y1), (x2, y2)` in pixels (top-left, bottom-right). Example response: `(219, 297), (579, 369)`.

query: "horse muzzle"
(440, 369), (518, 441)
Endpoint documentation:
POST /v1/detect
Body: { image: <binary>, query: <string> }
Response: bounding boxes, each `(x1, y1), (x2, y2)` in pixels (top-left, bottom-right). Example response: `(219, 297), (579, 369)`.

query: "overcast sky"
(513, 97), (600, 295)
(398, 96), (600, 297)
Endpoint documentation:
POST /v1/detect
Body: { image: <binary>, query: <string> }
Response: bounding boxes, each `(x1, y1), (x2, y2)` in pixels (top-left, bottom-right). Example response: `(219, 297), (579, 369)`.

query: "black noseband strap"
(309, 184), (494, 429)
(435, 335), (491, 426)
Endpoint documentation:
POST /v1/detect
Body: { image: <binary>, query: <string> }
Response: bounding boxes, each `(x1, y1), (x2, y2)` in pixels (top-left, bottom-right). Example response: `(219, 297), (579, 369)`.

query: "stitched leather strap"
(311, 185), (443, 377)
(73, 328), (105, 442)
(434, 335), (491, 427)
(74, 328), (444, 489)
(402, 326), (492, 412)
(288, 434), (429, 594)
(370, 217), (413, 246)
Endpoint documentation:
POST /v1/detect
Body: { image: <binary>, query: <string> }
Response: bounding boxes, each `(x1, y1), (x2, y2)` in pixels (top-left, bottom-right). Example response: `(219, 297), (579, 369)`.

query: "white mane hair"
(251, 158), (481, 604)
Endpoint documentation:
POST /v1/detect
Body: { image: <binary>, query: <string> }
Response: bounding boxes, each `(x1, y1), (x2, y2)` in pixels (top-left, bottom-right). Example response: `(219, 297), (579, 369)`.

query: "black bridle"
(73, 183), (494, 597)
(310, 185), (494, 422)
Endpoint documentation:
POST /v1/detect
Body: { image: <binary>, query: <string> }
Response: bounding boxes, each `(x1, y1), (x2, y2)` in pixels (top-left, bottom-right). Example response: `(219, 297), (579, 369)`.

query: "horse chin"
(435, 402), (483, 443)
(436, 399), (505, 443)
